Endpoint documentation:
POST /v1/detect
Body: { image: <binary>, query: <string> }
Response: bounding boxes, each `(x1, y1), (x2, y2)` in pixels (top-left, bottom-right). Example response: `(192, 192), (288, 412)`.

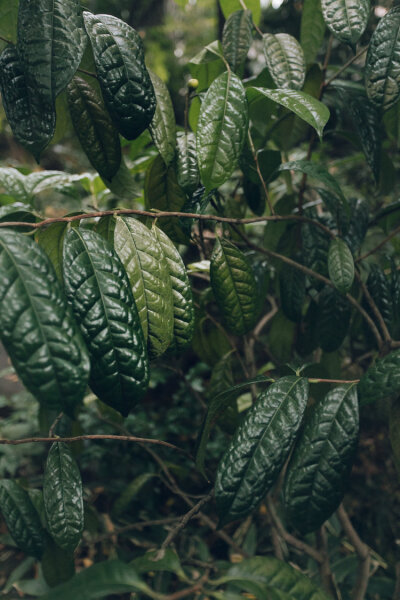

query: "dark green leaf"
(316, 287), (351, 352)
(301, 0), (326, 65)
(280, 263), (306, 322)
(215, 377), (309, 525)
(365, 6), (400, 111)
(219, 0), (261, 25)
(43, 443), (83, 552)
(248, 89), (329, 139)
(302, 214), (330, 283)
(210, 237), (258, 336)
(263, 34), (306, 90)
(148, 71), (176, 166)
(321, 0), (370, 46)
(62, 228), (149, 416)
(0, 46), (55, 161)
(145, 154), (189, 244)
(328, 238), (354, 294)
(36, 222), (69, 283)
(284, 385), (359, 533)
(0, 229), (89, 413)
(176, 132), (200, 196)
(132, 549), (186, 579)
(153, 226), (195, 352)
(83, 12), (156, 139)
(279, 160), (345, 201)
(18, 0), (87, 99)
(0, 480), (45, 558)
(222, 10), (253, 73)
(364, 265), (393, 333)
(41, 535), (75, 588)
(112, 216), (174, 358)
(112, 474), (157, 517)
(67, 76), (121, 181)
(192, 314), (232, 366)
(39, 560), (153, 600)
(343, 198), (369, 254)
(358, 349), (400, 406)
(197, 71), (248, 191)
(196, 376), (273, 477)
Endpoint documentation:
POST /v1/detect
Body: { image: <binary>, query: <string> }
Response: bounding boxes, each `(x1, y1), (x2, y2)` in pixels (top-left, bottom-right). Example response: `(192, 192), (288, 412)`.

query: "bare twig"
(77, 67), (98, 79)
(357, 225), (400, 263)
(337, 504), (370, 600)
(316, 527), (340, 599)
(163, 571), (210, 600)
(324, 46), (368, 89)
(48, 412), (64, 438)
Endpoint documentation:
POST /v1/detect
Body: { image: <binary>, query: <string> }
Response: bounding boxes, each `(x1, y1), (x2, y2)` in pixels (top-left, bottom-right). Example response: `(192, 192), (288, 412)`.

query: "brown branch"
(337, 504), (370, 600)
(77, 68), (98, 79)
(163, 571), (210, 600)
(0, 208), (336, 238)
(357, 225), (400, 263)
(324, 46), (368, 89)
(48, 412), (64, 437)
(316, 527), (340, 599)
(266, 496), (323, 565)
(0, 434), (190, 456)
(0, 35), (12, 44)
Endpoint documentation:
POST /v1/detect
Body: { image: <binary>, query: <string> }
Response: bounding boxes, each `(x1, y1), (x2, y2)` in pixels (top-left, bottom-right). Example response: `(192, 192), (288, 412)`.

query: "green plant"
(0, 0), (399, 598)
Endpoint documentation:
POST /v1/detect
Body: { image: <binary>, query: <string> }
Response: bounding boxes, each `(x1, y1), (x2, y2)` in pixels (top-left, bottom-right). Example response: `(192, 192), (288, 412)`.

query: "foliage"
(0, 1), (399, 599)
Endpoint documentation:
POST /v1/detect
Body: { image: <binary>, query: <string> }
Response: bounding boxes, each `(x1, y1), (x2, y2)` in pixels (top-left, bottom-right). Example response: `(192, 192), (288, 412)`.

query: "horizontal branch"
(0, 208), (335, 237)
(0, 434), (190, 456)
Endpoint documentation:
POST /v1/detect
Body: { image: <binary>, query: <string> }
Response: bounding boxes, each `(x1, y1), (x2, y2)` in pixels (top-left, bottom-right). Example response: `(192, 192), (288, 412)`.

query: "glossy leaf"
(197, 71), (248, 191)
(210, 238), (258, 336)
(219, 0), (261, 25)
(343, 198), (369, 254)
(188, 41), (225, 92)
(215, 377), (309, 525)
(153, 226), (195, 352)
(0, 480), (45, 558)
(0, 46), (55, 161)
(148, 71), (176, 166)
(39, 560), (153, 600)
(219, 556), (329, 600)
(176, 132), (200, 196)
(328, 238), (354, 294)
(365, 265), (393, 331)
(247, 88), (329, 139)
(222, 10), (253, 73)
(0, 229), (89, 413)
(113, 217), (174, 358)
(36, 222), (69, 283)
(196, 376), (273, 477)
(279, 160), (345, 202)
(263, 34), (306, 90)
(284, 385), (359, 533)
(301, 0), (326, 65)
(43, 443), (83, 552)
(83, 12), (156, 140)
(280, 263), (306, 322)
(67, 76), (121, 181)
(320, 0), (370, 46)
(358, 349), (400, 406)
(365, 7), (400, 111)
(62, 228), (149, 416)
(145, 154), (188, 244)
(316, 286), (351, 352)
(18, 0), (87, 99)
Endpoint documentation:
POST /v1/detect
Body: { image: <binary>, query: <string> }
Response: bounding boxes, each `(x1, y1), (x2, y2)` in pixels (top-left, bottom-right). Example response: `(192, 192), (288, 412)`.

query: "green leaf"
(197, 71), (248, 191)
(215, 377), (309, 525)
(358, 349), (400, 406)
(218, 556), (330, 600)
(316, 287), (351, 352)
(148, 72), (176, 166)
(36, 222), (69, 283)
(365, 7), (400, 111)
(192, 314), (232, 366)
(62, 228), (149, 416)
(222, 10), (253, 74)
(176, 132), (200, 196)
(67, 76), (121, 181)
(263, 34), (306, 90)
(0, 229), (89, 413)
(43, 443), (83, 552)
(248, 88), (329, 139)
(364, 265), (393, 333)
(188, 41), (225, 92)
(320, 0), (370, 46)
(196, 376), (273, 478)
(41, 535), (75, 588)
(301, 0), (326, 65)
(284, 385), (359, 534)
(219, 0), (261, 25)
(39, 560), (154, 600)
(112, 217), (174, 358)
(153, 226), (195, 352)
(132, 549), (186, 579)
(0, 0), (18, 45)
(113, 474), (157, 517)
(0, 480), (45, 558)
(328, 238), (354, 294)
(278, 160), (345, 201)
(279, 263), (306, 322)
(0, 46), (55, 161)
(18, 0), (87, 99)
(302, 214), (330, 283)
(83, 12), (156, 140)
(145, 154), (189, 244)
(343, 198), (369, 254)
(210, 237), (258, 336)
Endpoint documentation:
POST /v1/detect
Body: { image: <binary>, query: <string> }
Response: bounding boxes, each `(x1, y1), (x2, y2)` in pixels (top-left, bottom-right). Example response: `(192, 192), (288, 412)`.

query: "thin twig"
(247, 130), (275, 215)
(163, 571), (210, 600)
(77, 68), (98, 79)
(355, 271), (392, 345)
(337, 504), (370, 600)
(324, 46), (368, 88)
(48, 412), (64, 437)
(0, 35), (12, 44)
(357, 225), (400, 263)
(316, 527), (340, 599)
